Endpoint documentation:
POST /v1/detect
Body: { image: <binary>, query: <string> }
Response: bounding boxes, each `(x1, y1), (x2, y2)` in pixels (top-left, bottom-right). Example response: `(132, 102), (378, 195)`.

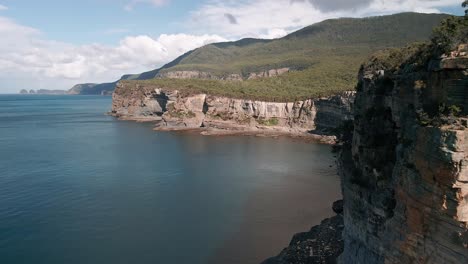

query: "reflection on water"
(0, 95), (341, 264)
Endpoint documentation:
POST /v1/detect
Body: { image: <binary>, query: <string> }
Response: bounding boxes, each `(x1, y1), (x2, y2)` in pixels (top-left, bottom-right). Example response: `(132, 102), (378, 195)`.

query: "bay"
(0, 95), (341, 264)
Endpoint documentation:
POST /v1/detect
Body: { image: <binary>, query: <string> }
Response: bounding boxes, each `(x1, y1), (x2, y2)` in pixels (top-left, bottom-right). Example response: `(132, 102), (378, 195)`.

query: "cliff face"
(156, 68), (290, 81)
(111, 82), (354, 135)
(157, 71), (243, 81)
(339, 44), (468, 263)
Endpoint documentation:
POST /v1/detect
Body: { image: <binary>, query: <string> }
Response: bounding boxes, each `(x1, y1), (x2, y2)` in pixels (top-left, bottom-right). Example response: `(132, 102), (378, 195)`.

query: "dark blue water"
(0, 95), (341, 264)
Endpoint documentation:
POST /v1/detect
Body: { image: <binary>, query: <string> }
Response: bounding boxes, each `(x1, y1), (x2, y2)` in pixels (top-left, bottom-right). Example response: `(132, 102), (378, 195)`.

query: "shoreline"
(109, 113), (338, 145)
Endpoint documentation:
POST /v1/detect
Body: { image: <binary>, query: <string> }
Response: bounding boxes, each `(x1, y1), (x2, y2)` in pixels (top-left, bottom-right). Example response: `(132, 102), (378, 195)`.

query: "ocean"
(0, 95), (341, 264)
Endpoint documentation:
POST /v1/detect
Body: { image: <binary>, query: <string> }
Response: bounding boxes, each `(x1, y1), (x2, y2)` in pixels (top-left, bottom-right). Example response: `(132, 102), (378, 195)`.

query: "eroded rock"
(111, 83), (355, 136)
(339, 44), (468, 264)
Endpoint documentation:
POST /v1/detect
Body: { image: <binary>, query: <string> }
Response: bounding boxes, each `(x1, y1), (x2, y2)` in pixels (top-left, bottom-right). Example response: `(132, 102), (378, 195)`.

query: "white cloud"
(258, 28), (289, 39)
(0, 4), (7, 11)
(187, 0), (462, 39)
(0, 15), (226, 92)
(363, 0), (462, 14)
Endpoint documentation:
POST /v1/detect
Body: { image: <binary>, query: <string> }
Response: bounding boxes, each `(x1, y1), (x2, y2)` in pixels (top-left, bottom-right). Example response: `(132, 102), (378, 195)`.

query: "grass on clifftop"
(120, 54), (362, 102)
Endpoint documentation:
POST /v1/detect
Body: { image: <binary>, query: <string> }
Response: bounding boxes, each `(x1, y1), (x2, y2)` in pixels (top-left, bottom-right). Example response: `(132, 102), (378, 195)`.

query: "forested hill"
(70, 12), (451, 98)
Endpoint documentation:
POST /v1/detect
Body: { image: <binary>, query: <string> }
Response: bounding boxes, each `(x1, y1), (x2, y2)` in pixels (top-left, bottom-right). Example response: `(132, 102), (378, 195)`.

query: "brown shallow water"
(210, 156), (341, 264)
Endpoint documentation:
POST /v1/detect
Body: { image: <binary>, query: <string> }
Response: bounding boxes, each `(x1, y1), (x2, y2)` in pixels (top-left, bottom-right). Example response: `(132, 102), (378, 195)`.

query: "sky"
(0, 0), (465, 93)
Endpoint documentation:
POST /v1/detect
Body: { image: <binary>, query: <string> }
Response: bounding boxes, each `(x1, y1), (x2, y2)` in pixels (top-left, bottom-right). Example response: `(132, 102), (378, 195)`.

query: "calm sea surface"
(0, 95), (341, 264)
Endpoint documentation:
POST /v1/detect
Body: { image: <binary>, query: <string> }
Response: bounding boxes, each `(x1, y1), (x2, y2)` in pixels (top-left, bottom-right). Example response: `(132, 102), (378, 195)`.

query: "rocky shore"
(110, 82), (355, 143)
(262, 200), (344, 264)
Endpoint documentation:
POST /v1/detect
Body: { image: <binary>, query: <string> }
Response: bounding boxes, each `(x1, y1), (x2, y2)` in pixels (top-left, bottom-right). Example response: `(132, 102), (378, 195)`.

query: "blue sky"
(1, 0), (200, 45)
(0, 0), (464, 93)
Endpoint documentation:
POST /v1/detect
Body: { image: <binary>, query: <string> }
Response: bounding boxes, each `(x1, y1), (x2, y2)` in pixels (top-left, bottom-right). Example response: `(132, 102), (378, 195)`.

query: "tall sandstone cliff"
(339, 44), (468, 263)
(111, 82), (354, 135)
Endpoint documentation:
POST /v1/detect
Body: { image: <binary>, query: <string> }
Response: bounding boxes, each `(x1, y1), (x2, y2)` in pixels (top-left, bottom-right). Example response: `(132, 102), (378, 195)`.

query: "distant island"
(19, 88), (112, 95)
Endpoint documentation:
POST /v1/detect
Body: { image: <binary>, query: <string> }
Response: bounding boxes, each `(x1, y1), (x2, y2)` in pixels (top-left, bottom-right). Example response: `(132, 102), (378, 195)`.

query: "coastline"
(108, 87), (354, 145)
(109, 112), (338, 144)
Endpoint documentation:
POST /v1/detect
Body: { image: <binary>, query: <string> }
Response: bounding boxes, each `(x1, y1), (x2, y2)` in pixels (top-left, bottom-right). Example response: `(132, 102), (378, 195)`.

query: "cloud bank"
(0, 15), (226, 91)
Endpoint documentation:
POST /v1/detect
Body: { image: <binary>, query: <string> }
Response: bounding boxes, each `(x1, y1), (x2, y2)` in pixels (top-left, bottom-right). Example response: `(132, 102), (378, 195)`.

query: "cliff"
(339, 43), (468, 263)
(110, 81), (354, 139)
(155, 68), (290, 81)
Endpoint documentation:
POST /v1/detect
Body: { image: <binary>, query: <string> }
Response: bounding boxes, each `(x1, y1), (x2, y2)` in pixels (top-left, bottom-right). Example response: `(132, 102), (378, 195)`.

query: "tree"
(431, 2), (468, 54)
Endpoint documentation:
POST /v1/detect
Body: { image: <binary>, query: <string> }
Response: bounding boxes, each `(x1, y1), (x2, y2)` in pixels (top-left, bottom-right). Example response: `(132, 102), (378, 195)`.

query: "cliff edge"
(339, 42), (467, 263)
(110, 82), (354, 141)
(266, 12), (468, 262)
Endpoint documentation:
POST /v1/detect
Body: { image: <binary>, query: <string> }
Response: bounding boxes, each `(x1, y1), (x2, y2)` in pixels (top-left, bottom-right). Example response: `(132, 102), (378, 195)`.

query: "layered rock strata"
(111, 83), (354, 136)
(339, 44), (468, 263)
(157, 71), (243, 81)
(156, 68), (290, 81)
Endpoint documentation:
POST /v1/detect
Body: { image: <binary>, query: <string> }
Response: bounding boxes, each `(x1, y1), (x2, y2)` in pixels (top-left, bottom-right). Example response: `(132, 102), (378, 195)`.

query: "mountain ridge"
(69, 12), (451, 96)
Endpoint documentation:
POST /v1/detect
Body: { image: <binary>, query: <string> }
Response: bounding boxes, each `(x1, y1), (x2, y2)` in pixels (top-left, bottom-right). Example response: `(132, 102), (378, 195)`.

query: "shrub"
(258, 117), (279, 126)
(431, 15), (468, 55)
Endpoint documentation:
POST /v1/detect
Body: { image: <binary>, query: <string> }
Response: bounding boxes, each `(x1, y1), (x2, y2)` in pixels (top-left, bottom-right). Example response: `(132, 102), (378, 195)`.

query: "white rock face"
(247, 68), (290, 79)
(157, 68), (290, 81)
(111, 84), (355, 133)
(202, 96), (316, 132)
(158, 71), (243, 81)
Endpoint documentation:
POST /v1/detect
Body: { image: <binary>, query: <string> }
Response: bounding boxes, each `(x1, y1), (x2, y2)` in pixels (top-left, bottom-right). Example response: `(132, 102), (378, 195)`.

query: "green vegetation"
(116, 13), (450, 101)
(158, 13), (448, 77)
(418, 103), (464, 127)
(258, 118), (279, 126)
(363, 3), (468, 127)
(432, 15), (468, 54)
(122, 54), (363, 101)
(362, 2), (467, 75)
